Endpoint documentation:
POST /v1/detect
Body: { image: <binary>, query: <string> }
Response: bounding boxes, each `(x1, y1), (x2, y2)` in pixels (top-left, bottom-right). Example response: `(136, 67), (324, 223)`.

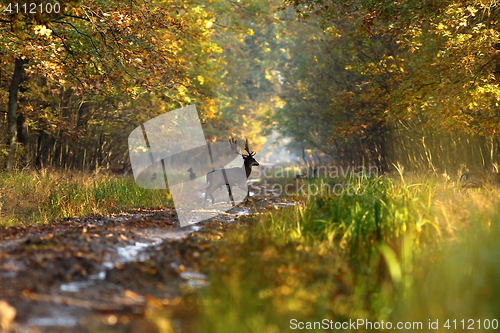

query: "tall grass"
(192, 173), (500, 332)
(0, 169), (172, 227)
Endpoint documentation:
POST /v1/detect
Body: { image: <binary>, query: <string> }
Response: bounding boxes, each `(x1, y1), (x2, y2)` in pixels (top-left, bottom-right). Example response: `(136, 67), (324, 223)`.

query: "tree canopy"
(1, 0), (499, 172)
(276, 0), (500, 172)
(0, 0), (282, 169)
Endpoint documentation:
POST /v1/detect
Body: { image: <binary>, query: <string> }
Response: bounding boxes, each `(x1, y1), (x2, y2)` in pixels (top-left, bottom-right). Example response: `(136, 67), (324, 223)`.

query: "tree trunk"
(7, 57), (28, 171)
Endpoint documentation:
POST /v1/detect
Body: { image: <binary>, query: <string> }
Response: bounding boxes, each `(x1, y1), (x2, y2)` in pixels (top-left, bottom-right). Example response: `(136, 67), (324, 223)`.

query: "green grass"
(190, 173), (500, 332)
(0, 169), (173, 227)
(3, 169), (499, 332)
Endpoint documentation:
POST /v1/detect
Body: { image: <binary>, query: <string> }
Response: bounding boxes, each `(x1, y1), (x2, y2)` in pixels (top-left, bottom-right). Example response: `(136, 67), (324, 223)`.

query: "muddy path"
(0, 185), (296, 332)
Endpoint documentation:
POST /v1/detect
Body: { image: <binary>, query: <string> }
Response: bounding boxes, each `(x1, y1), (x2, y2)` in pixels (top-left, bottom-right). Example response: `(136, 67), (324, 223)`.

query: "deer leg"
(234, 183), (250, 203)
(244, 188), (250, 203)
(226, 185), (237, 205)
(204, 186), (216, 206)
(203, 191), (209, 206)
(204, 193), (216, 206)
(204, 182), (221, 206)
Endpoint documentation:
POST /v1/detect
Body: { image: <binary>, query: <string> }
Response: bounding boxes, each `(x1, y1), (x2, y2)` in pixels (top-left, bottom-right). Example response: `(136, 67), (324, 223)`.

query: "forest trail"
(0, 185), (296, 332)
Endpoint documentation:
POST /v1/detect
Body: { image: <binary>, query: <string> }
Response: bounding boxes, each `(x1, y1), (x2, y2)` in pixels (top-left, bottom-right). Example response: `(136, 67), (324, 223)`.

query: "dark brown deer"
(204, 138), (259, 204)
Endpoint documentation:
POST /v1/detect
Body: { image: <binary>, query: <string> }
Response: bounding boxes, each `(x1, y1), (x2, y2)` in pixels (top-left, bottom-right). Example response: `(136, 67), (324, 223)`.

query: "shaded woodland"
(1, 0), (499, 173)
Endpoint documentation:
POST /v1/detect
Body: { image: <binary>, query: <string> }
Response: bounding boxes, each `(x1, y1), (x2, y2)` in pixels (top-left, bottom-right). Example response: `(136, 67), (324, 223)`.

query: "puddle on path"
(25, 306), (82, 329)
(28, 316), (79, 327)
(60, 281), (97, 293)
(0, 188), (301, 332)
(180, 271), (209, 289)
(0, 259), (25, 278)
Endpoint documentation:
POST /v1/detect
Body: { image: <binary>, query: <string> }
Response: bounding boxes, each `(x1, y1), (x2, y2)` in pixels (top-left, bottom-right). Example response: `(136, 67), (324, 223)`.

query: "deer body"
(204, 138), (259, 204)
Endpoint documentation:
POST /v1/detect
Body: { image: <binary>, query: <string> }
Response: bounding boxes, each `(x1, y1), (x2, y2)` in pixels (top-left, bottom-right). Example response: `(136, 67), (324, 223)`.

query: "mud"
(0, 185), (297, 332)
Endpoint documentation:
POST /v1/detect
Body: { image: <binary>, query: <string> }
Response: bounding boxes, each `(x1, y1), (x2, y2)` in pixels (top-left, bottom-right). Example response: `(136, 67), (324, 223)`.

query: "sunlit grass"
(3, 169), (499, 332)
(0, 169), (173, 227)
(191, 173), (500, 333)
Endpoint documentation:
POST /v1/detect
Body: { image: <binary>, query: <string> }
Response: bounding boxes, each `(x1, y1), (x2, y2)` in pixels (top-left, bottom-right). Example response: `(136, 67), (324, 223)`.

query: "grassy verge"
(0, 169), (173, 228)
(191, 173), (500, 332)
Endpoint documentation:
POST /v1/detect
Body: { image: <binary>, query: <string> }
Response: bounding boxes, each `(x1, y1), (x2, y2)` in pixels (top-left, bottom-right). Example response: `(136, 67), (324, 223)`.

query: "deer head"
(204, 137), (259, 205)
(229, 138), (259, 177)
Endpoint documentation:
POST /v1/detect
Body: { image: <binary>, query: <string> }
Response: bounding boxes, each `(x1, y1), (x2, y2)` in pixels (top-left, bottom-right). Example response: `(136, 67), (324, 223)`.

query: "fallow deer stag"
(204, 138), (259, 205)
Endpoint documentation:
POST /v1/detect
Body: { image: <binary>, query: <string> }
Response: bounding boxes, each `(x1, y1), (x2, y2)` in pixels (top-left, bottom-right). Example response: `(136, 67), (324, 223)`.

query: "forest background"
(1, 0), (500, 174)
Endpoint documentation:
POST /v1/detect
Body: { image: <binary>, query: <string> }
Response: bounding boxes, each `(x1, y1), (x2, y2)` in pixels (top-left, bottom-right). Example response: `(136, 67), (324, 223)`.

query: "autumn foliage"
(278, 0), (500, 172)
(0, 0), (276, 170)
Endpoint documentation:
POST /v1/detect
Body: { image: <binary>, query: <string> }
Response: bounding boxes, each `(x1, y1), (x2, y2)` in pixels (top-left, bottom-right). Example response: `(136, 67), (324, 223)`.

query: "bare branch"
(51, 20), (103, 58)
(63, 14), (91, 22)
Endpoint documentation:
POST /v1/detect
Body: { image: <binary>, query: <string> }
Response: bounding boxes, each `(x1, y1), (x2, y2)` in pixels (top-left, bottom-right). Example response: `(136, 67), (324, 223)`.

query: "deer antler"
(229, 138), (241, 155)
(244, 138), (256, 157)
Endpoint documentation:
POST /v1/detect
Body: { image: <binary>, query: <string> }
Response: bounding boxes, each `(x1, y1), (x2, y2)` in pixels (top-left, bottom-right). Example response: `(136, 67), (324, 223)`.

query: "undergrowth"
(0, 169), (172, 227)
(190, 172), (500, 332)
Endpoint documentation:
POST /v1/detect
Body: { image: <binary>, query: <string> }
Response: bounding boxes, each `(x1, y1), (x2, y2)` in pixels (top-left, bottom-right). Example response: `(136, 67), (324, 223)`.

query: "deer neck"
(243, 159), (253, 178)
